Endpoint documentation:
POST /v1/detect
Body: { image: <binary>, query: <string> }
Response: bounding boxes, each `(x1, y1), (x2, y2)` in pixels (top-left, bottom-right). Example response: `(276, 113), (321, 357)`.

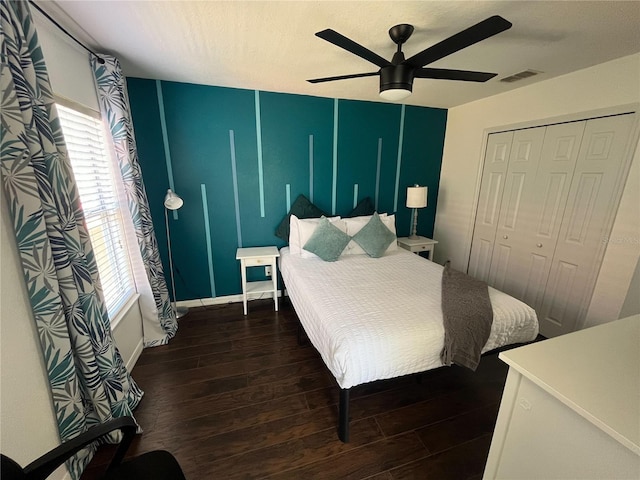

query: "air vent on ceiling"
(500, 69), (541, 83)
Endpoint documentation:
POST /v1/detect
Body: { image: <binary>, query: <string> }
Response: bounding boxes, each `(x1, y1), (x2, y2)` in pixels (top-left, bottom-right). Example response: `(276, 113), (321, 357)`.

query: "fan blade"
(307, 72), (379, 83)
(406, 16), (512, 68)
(316, 29), (392, 68)
(414, 68), (497, 82)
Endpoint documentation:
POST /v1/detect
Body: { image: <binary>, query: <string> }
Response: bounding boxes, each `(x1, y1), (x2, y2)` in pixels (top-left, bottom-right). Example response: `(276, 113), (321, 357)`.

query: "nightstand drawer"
(244, 257), (270, 267)
(396, 236), (438, 260)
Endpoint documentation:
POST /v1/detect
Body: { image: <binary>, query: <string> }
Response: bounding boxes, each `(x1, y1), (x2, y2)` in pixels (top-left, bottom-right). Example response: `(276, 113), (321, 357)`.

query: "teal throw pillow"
(352, 212), (396, 258)
(303, 217), (351, 262)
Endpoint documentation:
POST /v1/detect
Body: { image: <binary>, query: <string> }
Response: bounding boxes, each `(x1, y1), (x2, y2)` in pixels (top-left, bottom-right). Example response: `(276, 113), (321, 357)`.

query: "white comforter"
(279, 247), (539, 389)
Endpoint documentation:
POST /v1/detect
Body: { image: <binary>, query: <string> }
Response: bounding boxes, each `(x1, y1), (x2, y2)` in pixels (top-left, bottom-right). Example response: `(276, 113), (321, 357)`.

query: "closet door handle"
(503, 235), (509, 239)
(536, 243), (543, 248)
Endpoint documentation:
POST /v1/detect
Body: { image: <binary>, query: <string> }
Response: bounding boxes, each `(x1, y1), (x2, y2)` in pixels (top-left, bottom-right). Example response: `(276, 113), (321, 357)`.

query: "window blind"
(57, 103), (135, 320)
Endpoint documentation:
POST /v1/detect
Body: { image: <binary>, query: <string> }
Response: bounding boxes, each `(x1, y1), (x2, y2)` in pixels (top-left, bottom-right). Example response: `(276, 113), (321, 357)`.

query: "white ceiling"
(43, 1), (640, 109)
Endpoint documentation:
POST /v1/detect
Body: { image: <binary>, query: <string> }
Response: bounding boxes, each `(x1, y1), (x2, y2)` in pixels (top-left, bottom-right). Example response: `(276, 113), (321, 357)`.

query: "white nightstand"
(397, 236), (438, 260)
(236, 246), (280, 315)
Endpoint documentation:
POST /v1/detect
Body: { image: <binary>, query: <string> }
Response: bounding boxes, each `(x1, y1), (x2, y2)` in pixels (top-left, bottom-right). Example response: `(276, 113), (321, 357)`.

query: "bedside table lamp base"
(409, 208), (420, 240)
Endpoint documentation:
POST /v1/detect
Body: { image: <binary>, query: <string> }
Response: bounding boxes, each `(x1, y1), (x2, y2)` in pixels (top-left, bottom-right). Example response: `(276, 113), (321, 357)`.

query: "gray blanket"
(440, 261), (493, 371)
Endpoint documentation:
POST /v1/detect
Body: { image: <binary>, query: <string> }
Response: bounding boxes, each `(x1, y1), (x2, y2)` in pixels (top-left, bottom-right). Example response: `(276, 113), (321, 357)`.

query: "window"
(57, 102), (135, 320)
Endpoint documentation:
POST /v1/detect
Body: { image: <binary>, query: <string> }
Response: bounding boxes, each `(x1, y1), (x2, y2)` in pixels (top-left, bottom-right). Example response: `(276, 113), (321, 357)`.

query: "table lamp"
(406, 185), (427, 239)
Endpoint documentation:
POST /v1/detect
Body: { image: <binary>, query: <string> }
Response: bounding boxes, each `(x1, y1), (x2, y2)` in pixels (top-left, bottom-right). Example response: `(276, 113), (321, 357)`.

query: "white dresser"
(484, 314), (640, 479)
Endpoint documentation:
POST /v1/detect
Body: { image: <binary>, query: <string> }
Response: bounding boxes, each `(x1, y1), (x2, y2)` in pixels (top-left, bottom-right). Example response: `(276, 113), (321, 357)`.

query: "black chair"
(0, 416), (185, 480)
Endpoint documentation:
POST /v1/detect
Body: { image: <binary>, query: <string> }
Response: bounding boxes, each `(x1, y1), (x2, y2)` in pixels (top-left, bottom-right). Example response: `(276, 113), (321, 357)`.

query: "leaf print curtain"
(91, 55), (178, 347)
(0, 1), (143, 478)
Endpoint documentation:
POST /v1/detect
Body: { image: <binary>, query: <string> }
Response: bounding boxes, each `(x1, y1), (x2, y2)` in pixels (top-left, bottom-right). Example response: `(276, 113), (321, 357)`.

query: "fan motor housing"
(379, 65), (414, 93)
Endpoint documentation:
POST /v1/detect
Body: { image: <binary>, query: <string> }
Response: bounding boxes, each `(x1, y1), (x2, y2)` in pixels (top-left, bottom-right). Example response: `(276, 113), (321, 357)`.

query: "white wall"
(113, 297), (145, 372)
(434, 53), (640, 328)
(0, 9), (143, 474)
(36, 10), (99, 112)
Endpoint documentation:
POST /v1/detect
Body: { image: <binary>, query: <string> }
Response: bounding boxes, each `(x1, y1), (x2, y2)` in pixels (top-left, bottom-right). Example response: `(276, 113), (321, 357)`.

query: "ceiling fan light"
(379, 65), (413, 102)
(379, 87), (412, 101)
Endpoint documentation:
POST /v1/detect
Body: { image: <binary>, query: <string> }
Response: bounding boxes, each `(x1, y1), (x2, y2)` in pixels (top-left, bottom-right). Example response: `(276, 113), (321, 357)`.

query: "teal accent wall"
(127, 78), (447, 301)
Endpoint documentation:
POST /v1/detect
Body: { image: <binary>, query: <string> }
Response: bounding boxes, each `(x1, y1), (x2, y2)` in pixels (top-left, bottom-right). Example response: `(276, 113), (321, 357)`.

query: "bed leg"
(338, 388), (350, 443)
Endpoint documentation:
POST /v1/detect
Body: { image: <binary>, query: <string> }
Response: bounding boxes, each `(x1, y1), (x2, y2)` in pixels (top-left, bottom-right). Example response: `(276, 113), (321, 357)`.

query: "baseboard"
(177, 290), (285, 309)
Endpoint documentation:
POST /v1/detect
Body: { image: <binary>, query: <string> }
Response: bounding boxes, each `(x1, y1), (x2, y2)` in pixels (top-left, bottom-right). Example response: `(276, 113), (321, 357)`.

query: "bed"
(278, 215), (539, 441)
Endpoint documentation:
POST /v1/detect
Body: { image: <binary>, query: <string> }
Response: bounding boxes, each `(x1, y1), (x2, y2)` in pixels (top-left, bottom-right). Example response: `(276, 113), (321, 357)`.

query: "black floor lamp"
(164, 189), (189, 319)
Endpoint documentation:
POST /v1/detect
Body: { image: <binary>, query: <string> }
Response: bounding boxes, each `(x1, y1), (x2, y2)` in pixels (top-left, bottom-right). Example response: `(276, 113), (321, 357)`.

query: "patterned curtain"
(0, 1), (143, 478)
(91, 55), (178, 347)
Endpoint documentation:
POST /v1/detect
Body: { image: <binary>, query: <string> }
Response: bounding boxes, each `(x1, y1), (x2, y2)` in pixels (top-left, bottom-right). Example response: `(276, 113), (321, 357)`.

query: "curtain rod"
(28, 0), (105, 64)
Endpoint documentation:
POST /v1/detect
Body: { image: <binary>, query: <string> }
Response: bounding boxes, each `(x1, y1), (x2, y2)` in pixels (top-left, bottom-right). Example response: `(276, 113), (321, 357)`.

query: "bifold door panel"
(469, 113), (634, 336)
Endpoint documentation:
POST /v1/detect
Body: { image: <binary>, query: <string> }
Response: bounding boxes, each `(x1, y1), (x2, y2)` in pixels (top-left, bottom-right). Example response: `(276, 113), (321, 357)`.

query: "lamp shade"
(164, 189), (184, 210)
(406, 186), (427, 208)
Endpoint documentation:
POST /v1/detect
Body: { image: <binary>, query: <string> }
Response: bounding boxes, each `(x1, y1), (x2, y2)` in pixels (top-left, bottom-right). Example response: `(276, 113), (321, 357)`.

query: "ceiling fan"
(308, 15), (512, 101)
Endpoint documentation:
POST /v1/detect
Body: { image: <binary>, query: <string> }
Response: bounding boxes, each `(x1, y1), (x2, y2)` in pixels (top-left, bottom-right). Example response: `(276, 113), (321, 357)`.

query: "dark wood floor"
(82, 298), (511, 479)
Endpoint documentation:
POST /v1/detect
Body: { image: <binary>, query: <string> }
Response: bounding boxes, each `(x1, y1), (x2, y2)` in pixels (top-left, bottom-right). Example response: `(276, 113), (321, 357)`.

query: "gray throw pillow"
(352, 212), (396, 258)
(302, 217), (351, 262)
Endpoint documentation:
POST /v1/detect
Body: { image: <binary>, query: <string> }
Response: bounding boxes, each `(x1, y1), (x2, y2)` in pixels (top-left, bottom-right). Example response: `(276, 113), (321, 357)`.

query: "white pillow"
(344, 213), (397, 255)
(289, 214), (302, 254)
(289, 215), (345, 256)
(344, 213), (387, 234)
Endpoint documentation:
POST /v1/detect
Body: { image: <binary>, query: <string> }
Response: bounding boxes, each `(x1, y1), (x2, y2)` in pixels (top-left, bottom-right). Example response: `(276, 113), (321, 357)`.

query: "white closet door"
(518, 121), (586, 310)
(488, 127), (546, 297)
(468, 131), (513, 281)
(539, 114), (635, 337)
